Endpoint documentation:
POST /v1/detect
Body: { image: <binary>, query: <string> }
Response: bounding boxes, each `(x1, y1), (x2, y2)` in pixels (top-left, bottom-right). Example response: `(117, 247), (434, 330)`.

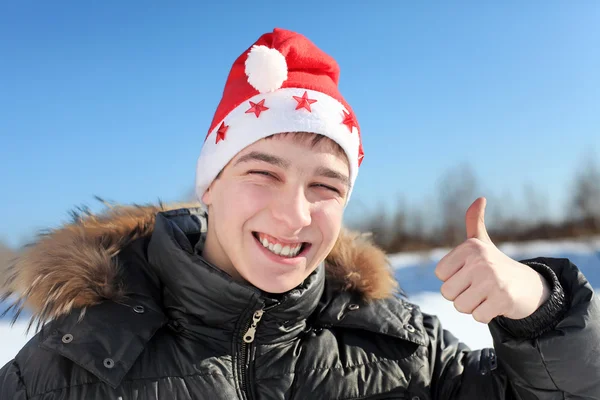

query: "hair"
(264, 131), (347, 159)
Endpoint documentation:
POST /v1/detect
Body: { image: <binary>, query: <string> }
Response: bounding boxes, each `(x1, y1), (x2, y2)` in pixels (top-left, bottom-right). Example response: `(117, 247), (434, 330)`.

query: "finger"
(440, 263), (474, 301)
(465, 197), (492, 243)
(471, 298), (501, 324)
(452, 284), (487, 315)
(435, 241), (474, 282)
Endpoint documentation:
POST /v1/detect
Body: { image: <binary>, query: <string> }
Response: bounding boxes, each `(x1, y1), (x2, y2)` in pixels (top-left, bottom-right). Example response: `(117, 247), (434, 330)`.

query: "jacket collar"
(147, 209), (325, 344)
(2, 201), (398, 330)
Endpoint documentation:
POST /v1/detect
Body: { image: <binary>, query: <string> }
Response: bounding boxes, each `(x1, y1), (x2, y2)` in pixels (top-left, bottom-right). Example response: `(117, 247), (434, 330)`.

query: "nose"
(271, 186), (312, 232)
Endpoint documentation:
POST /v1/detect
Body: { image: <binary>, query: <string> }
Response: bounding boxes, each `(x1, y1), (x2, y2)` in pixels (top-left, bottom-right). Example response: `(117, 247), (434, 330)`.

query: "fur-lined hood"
(1, 202), (398, 331)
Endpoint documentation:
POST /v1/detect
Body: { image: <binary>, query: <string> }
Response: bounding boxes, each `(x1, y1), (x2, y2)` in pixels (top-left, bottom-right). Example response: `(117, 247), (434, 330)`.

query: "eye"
(248, 170), (277, 178)
(312, 183), (341, 195)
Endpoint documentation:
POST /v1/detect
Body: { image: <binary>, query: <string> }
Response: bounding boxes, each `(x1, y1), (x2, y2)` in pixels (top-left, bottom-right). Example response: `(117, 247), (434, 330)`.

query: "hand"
(434, 197), (551, 323)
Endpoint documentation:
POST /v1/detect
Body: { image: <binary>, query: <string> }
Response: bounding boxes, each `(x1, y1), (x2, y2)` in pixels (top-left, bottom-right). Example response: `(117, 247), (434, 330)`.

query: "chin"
(247, 274), (303, 294)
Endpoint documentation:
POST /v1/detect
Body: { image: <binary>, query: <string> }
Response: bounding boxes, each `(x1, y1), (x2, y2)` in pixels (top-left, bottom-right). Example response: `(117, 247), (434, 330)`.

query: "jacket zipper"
(238, 300), (280, 400)
(238, 307), (266, 400)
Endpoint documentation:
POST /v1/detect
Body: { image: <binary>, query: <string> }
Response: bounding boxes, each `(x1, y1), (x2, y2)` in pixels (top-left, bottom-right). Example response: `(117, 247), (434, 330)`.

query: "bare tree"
(570, 153), (600, 229)
(367, 201), (391, 247)
(523, 182), (549, 228)
(386, 196), (409, 251)
(390, 196), (407, 236)
(485, 192), (508, 234)
(437, 163), (479, 245)
(407, 206), (425, 239)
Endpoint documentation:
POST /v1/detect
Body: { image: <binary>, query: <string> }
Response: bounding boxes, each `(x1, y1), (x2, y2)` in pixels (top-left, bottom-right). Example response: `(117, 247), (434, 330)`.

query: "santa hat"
(195, 28), (364, 204)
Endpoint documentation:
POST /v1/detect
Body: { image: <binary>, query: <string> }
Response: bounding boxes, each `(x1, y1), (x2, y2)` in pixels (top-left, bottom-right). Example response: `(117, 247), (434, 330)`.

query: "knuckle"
(453, 300), (469, 314)
(495, 279), (510, 296)
(435, 269), (450, 283)
(440, 283), (455, 301)
(476, 261), (496, 281)
(466, 238), (483, 251)
(453, 302), (463, 313)
(472, 307), (489, 323)
(481, 277), (496, 292)
(473, 312), (490, 324)
(440, 284), (449, 299)
(434, 263), (445, 279)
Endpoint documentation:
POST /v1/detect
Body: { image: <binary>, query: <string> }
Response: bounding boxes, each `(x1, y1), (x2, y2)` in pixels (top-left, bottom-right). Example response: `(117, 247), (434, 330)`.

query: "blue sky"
(1, 2), (599, 248)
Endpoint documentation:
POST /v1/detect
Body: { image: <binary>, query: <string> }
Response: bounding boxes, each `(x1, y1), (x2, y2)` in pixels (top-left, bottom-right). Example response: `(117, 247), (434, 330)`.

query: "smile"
(252, 232), (310, 258)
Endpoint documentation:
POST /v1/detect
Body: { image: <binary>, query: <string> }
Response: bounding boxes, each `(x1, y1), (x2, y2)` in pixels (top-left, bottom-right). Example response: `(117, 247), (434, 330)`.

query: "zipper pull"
(243, 309), (264, 343)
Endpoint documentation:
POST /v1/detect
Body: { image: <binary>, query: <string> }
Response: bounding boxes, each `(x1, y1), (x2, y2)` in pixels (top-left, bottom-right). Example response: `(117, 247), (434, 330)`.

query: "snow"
(389, 236), (600, 271)
(413, 291), (495, 348)
(0, 323), (32, 367)
(1, 237), (598, 368)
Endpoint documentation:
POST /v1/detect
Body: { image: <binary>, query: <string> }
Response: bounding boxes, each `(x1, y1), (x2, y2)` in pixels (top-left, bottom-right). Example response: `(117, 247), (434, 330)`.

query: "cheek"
(312, 202), (344, 245)
(241, 184), (274, 206)
(214, 182), (274, 218)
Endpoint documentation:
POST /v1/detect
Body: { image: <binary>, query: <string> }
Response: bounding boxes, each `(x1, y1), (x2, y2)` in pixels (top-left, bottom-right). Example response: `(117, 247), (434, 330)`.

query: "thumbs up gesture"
(435, 197), (551, 323)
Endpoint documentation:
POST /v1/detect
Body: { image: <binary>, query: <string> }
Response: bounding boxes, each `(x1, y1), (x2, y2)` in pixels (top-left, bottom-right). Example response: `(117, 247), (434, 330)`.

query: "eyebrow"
(315, 166), (351, 189)
(234, 151), (290, 169)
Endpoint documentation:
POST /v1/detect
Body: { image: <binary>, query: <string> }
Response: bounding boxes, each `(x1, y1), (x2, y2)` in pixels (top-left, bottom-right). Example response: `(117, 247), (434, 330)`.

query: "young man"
(1, 28), (599, 400)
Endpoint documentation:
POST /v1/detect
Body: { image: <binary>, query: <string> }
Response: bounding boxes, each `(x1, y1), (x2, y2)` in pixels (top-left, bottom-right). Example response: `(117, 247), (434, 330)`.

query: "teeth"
(257, 234), (303, 257)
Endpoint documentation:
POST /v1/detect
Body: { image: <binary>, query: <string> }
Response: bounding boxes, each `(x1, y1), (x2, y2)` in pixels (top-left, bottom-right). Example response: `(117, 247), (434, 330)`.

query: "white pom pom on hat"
(245, 45), (288, 93)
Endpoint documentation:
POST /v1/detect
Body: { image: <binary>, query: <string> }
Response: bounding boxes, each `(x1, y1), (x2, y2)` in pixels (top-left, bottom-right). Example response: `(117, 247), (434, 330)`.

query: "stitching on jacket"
(12, 359), (30, 400)
(535, 339), (566, 396)
(28, 371), (234, 399)
(254, 354), (418, 383)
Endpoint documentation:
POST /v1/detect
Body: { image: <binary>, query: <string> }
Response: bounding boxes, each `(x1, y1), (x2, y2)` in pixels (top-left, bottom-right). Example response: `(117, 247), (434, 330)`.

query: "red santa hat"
(196, 28), (364, 203)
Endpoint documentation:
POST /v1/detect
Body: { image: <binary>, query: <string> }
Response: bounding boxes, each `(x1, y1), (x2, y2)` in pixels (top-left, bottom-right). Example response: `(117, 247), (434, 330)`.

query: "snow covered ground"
(0, 323), (31, 367)
(1, 237), (599, 367)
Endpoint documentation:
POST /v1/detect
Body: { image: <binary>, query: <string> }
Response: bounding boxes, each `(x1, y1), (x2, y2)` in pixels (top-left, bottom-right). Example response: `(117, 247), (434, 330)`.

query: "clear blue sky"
(1, 1), (599, 248)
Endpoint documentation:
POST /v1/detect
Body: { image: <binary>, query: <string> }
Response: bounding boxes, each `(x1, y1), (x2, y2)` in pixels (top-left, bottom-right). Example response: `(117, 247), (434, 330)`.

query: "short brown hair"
(264, 131), (347, 161)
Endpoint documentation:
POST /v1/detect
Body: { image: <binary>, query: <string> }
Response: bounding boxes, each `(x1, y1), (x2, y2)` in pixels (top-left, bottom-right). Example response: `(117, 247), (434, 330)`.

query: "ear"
(201, 185), (213, 206)
(202, 170), (223, 206)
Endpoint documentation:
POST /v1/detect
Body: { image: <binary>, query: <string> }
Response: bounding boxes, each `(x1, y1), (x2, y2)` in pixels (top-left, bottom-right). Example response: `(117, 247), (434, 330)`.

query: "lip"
(255, 231), (304, 246)
(252, 233), (312, 265)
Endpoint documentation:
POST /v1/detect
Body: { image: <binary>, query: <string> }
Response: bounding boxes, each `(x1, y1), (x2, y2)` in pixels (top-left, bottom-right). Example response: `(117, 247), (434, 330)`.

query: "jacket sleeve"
(424, 257), (600, 399)
(0, 360), (28, 400)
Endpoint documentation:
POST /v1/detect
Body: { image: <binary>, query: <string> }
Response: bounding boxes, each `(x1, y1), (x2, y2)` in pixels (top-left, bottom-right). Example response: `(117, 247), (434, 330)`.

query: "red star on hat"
(246, 99), (269, 118)
(215, 122), (228, 144)
(293, 91), (318, 112)
(342, 110), (357, 133)
(358, 142), (364, 166)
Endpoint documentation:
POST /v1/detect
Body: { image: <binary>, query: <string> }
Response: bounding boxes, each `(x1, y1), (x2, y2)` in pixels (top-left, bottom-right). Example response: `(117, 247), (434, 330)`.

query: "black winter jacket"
(1, 205), (599, 399)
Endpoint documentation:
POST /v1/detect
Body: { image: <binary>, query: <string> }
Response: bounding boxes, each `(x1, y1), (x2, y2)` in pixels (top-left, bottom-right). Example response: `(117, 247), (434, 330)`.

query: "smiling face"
(201, 132), (350, 294)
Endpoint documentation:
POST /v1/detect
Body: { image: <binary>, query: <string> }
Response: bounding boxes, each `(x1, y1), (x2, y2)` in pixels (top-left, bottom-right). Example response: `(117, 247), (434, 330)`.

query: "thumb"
(465, 197), (492, 242)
